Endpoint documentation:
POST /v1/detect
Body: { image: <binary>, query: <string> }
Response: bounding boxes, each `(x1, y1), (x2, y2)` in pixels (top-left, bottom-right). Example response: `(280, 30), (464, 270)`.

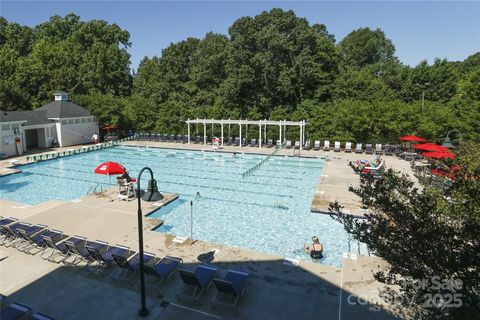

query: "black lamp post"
(136, 167), (163, 317)
(441, 130), (462, 149)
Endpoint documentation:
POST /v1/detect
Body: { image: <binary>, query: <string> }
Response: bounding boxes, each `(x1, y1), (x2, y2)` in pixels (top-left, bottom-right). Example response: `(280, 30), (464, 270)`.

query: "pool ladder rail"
(87, 183), (104, 195)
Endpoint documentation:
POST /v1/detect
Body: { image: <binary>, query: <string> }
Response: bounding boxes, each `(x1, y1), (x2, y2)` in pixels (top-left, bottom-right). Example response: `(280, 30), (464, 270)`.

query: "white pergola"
(186, 118), (307, 151)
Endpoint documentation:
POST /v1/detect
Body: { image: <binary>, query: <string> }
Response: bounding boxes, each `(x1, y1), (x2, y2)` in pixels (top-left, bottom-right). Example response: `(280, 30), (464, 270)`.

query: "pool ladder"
(348, 238), (370, 256)
(87, 183), (104, 195)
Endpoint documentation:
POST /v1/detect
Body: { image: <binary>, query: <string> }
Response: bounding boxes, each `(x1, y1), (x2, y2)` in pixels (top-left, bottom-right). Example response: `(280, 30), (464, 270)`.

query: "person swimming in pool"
(304, 236), (324, 259)
(196, 192), (201, 198)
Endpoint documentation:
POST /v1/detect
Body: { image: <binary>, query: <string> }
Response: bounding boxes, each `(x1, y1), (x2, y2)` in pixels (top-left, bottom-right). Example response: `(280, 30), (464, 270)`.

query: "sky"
(1, 1), (479, 70)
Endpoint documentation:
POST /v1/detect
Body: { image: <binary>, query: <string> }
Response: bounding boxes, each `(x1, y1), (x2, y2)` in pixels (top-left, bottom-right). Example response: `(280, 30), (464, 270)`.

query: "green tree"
(337, 27), (396, 69)
(0, 14), (132, 110)
(330, 142), (480, 319)
(221, 8), (337, 116)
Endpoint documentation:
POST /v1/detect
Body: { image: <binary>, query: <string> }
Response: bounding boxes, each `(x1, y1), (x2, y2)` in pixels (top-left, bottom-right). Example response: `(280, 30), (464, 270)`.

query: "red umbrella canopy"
(422, 151), (455, 159)
(94, 162), (126, 175)
(414, 143), (450, 152)
(102, 125), (119, 130)
(399, 135), (427, 142)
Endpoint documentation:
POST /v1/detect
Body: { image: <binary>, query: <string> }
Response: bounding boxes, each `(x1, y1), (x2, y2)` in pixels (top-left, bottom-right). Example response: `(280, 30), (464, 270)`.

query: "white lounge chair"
(355, 143), (363, 153)
(323, 140), (330, 151)
(375, 144), (383, 155)
(294, 141), (300, 149)
(286, 140), (292, 148)
(345, 142), (352, 153)
(313, 141), (321, 150)
(304, 140), (311, 150)
(334, 141), (341, 152)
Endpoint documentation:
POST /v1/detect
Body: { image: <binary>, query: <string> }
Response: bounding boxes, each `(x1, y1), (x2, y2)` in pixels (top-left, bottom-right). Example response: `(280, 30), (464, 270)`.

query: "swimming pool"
(0, 146), (365, 267)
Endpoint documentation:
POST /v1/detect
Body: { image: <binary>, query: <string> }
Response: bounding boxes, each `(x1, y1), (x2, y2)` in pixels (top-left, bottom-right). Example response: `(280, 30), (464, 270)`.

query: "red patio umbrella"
(94, 162), (126, 175)
(399, 135), (427, 142)
(422, 151), (455, 159)
(414, 143), (450, 152)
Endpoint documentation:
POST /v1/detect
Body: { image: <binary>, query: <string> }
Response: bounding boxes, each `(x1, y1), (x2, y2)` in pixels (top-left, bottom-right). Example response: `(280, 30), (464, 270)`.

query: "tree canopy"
(330, 141), (480, 319)
(1, 10), (479, 142)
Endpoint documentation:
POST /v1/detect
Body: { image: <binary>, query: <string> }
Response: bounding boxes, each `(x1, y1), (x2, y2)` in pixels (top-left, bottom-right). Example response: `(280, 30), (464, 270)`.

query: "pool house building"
(0, 92), (98, 157)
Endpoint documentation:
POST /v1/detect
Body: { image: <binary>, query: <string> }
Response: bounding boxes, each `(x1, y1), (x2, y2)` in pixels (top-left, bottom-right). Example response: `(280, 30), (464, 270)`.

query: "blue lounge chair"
(0, 217), (18, 244)
(111, 251), (156, 280)
(267, 139), (273, 148)
(19, 228), (65, 255)
(0, 302), (32, 320)
(0, 294), (6, 311)
(87, 244), (135, 273)
(249, 139), (257, 147)
(365, 144), (373, 154)
(41, 235), (84, 263)
(227, 137), (233, 145)
(3, 223), (45, 249)
(177, 264), (219, 302)
(16, 224), (48, 248)
(32, 312), (56, 320)
(144, 255), (183, 286)
(211, 269), (249, 310)
(384, 144), (393, 155)
(64, 238), (108, 268)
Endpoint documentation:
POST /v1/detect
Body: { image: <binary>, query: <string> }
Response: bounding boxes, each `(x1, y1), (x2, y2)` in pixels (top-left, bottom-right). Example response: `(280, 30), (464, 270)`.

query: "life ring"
(15, 137), (21, 144)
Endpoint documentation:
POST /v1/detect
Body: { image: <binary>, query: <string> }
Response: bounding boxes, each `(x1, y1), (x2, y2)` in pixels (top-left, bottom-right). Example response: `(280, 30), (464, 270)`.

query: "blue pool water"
(0, 146), (365, 267)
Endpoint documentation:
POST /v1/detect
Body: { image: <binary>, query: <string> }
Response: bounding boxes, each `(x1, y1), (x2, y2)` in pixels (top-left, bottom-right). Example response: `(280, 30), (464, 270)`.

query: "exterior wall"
(59, 117), (98, 147)
(37, 128), (47, 148)
(0, 121), (24, 157)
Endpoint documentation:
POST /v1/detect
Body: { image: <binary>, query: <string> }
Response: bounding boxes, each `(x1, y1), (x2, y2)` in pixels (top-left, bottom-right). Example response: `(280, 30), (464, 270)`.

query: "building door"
(24, 129), (38, 148)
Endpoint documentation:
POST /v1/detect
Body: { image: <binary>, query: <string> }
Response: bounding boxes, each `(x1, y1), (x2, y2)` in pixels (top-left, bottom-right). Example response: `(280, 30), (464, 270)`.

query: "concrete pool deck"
(0, 194), (406, 319)
(0, 141), (417, 319)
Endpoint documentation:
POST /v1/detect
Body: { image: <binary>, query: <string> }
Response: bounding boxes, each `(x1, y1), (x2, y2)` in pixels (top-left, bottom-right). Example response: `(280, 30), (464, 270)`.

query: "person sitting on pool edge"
(304, 236), (324, 259)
